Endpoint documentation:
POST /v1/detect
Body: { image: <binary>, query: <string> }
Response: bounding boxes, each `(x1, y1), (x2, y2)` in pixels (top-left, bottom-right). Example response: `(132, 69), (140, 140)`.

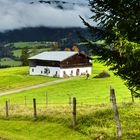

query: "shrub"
(94, 71), (110, 78)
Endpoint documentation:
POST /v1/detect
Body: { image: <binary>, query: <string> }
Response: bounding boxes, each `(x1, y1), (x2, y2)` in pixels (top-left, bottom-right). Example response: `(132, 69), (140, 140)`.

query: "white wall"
(30, 66), (92, 78)
(60, 67), (92, 77)
(30, 66), (61, 77)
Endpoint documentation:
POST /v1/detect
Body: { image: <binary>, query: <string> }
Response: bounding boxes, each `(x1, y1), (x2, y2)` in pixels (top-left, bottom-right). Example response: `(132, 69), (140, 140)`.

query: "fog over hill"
(0, 0), (93, 32)
(0, 0), (95, 42)
(31, 1), (85, 9)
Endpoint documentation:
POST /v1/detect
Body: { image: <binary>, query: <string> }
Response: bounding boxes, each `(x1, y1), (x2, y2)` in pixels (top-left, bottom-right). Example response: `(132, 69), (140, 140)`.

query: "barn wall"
(59, 67), (92, 77)
(61, 54), (91, 68)
(30, 66), (61, 77)
(30, 66), (92, 78)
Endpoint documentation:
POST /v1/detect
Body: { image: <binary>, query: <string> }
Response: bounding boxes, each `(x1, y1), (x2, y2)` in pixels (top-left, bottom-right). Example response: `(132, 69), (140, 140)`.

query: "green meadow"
(0, 41), (53, 67)
(0, 62), (140, 139)
(0, 58), (22, 67)
(12, 48), (50, 58)
(0, 67), (58, 92)
(0, 62), (131, 104)
(13, 42), (51, 49)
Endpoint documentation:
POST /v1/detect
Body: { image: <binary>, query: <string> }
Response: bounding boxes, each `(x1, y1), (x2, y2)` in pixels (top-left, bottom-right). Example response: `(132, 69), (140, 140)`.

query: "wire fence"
(0, 86), (139, 128)
(1, 94), (135, 105)
(0, 95), (136, 119)
(0, 87), (139, 138)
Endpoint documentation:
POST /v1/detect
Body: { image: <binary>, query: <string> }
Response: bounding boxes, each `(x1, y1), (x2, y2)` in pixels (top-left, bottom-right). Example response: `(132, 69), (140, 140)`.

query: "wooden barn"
(28, 51), (92, 78)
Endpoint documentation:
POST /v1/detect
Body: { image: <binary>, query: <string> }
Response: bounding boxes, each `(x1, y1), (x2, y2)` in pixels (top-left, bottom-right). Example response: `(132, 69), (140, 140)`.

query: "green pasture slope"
(13, 41), (52, 57)
(0, 67), (58, 92)
(0, 41), (52, 67)
(0, 57), (22, 67)
(13, 48), (50, 58)
(14, 41), (51, 49)
(0, 62), (131, 104)
(0, 62), (140, 139)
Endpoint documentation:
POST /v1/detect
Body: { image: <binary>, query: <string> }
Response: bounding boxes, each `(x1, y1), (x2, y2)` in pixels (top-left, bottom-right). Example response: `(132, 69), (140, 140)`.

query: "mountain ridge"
(0, 27), (93, 43)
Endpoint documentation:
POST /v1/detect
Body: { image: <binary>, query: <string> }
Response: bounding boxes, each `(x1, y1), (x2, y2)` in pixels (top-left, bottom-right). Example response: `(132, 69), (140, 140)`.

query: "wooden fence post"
(72, 97), (76, 129)
(130, 90), (134, 103)
(33, 98), (37, 120)
(110, 88), (122, 138)
(25, 96), (27, 106)
(6, 100), (8, 118)
(45, 93), (48, 105)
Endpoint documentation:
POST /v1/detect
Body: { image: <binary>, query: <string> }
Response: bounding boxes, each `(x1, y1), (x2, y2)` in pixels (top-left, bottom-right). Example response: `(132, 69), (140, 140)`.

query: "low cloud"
(0, 0), (93, 32)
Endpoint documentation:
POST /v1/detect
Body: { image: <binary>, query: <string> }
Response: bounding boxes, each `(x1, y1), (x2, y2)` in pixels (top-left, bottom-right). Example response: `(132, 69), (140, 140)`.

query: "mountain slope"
(0, 27), (92, 42)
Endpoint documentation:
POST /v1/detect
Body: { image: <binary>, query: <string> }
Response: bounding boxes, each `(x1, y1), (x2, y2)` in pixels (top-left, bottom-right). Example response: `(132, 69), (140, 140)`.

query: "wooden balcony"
(60, 63), (92, 68)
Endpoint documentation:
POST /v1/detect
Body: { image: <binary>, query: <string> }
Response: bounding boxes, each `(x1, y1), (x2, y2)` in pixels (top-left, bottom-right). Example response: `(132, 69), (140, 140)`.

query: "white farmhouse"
(28, 51), (92, 78)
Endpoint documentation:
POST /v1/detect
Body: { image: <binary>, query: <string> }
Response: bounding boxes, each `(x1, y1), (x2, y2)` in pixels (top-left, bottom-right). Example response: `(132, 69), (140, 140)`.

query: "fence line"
(0, 87), (138, 137)
(0, 99), (135, 118)
(2, 96), (133, 104)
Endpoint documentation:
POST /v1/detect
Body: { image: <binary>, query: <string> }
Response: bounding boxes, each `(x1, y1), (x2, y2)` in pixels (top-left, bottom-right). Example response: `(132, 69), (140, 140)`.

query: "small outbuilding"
(28, 51), (92, 78)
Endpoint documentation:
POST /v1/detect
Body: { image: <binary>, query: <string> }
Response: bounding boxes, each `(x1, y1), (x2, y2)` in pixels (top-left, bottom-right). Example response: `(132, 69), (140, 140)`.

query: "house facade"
(28, 51), (92, 78)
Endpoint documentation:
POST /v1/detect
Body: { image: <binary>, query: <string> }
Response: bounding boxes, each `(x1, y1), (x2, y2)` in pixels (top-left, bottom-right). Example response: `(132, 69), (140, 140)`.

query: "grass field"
(0, 67), (58, 92)
(13, 48), (51, 58)
(0, 119), (88, 140)
(0, 62), (139, 139)
(0, 58), (22, 66)
(14, 42), (51, 49)
(0, 41), (54, 67)
(0, 62), (131, 104)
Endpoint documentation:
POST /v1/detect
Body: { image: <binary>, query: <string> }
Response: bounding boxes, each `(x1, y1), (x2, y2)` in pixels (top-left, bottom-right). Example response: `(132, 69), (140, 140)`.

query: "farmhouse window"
(70, 70), (73, 76)
(32, 69), (34, 72)
(44, 68), (50, 75)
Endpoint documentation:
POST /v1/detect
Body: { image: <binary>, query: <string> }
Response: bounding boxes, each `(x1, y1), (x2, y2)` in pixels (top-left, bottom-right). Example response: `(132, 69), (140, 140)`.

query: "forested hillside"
(0, 27), (101, 68)
(0, 27), (93, 42)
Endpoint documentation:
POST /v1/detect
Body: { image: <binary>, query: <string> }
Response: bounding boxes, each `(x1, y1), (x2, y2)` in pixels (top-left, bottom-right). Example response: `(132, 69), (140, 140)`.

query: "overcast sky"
(0, 0), (93, 32)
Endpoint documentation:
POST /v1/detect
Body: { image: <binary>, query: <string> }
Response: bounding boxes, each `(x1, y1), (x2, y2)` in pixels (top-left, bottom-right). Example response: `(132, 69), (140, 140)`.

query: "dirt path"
(0, 78), (74, 96)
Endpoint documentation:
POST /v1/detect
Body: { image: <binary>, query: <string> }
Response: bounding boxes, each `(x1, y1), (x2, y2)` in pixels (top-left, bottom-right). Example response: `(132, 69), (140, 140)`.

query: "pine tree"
(20, 48), (29, 66)
(82, 0), (140, 94)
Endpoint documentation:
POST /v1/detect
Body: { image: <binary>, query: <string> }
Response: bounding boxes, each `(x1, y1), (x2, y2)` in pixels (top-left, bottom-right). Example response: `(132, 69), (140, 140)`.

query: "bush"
(94, 71), (110, 78)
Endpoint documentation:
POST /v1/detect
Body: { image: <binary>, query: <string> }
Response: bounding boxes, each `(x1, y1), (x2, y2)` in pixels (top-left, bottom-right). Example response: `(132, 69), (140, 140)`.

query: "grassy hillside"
(12, 48), (50, 58)
(0, 41), (56, 67)
(0, 62), (131, 104)
(0, 62), (139, 139)
(14, 42), (51, 49)
(0, 102), (140, 139)
(0, 67), (58, 92)
(0, 120), (88, 140)
(0, 57), (22, 67)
